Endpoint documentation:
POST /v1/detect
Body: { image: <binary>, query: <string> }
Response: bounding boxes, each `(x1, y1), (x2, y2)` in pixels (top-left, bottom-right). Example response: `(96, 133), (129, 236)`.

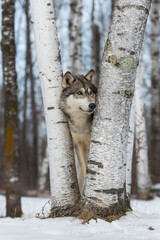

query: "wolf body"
(60, 70), (97, 193)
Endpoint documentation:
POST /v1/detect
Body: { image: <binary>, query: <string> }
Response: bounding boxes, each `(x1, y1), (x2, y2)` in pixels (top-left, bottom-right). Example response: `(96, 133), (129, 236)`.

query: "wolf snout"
(89, 103), (96, 111)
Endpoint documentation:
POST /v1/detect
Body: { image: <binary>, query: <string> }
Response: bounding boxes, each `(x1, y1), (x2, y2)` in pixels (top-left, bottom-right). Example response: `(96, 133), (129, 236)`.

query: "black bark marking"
(118, 47), (126, 51)
(130, 51), (135, 55)
(88, 160), (103, 168)
(87, 169), (99, 175)
(91, 140), (102, 145)
(94, 188), (124, 195)
(47, 107), (55, 110)
(116, 5), (149, 15)
(117, 32), (125, 36)
(104, 118), (112, 121)
(56, 121), (67, 124)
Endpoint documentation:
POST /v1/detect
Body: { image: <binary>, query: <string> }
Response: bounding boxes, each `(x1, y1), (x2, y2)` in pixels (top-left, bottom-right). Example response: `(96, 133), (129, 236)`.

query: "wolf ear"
(62, 72), (75, 89)
(85, 69), (95, 84)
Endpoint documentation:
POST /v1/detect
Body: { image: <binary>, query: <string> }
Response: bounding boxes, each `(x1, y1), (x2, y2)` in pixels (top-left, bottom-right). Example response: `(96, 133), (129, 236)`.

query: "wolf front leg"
(75, 144), (88, 194)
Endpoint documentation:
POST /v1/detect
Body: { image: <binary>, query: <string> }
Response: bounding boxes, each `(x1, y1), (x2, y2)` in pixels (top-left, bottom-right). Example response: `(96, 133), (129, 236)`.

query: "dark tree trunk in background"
(21, 0), (29, 190)
(68, 0), (82, 74)
(30, 43), (38, 190)
(0, 87), (5, 189)
(91, 0), (100, 86)
(22, 0), (38, 190)
(150, 0), (160, 183)
(2, 0), (22, 217)
(27, 0), (38, 189)
(111, 0), (116, 19)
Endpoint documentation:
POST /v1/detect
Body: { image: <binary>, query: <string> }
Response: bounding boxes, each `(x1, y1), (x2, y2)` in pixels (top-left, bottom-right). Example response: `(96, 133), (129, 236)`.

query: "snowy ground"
(0, 193), (160, 240)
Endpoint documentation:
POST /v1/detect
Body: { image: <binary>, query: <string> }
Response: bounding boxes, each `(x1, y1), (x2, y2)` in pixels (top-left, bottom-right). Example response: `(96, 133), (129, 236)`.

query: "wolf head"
(60, 70), (97, 116)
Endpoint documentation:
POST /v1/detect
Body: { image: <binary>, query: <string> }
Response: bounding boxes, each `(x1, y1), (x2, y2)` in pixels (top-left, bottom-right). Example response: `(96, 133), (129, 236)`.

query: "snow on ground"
(0, 195), (160, 240)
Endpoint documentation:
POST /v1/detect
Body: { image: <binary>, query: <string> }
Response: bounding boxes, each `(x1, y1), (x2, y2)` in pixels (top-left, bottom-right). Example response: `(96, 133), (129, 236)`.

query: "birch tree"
(135, 57), (151, 200)
(126, 97), (135, 206)
(68, 0), (82, 74)
(38, 147), (49, 192)
(150, 0), (160, 183)
(30, 0), (80, 215)
(82, 0), (151, 217)
(2, 0), (22, 217)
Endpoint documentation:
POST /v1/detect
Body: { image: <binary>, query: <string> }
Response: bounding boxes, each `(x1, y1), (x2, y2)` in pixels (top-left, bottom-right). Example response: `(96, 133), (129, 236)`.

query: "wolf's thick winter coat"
(60, 70), (97, 193)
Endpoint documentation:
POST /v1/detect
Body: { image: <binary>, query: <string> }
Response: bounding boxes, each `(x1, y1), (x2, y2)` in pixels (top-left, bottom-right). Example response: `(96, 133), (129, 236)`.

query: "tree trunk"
(111, 0), (116, 18)
(37, 117), (48, 193)
(150, 0), (160, 183)
(30, 0), (80, 215)
(21, 0), (29, 190)
(135, 56), (151, 200)
(0, 87), (5, 189)
(2, 0), (22, 217)
(91, 0), (100, 86)
(126, 96), (135, 206)
(83, 0), (151, 217)
(38, 147), (49, 193)
(68, 0), (82, 75)
(28, 16), (38, 190)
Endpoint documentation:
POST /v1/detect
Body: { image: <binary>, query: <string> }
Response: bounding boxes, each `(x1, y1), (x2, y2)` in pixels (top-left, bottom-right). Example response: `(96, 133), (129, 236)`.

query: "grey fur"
(60, 70), (97, 194)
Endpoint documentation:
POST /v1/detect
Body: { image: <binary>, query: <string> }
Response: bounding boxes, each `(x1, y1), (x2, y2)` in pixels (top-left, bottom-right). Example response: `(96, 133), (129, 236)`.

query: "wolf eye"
(77, 91), (83, 95)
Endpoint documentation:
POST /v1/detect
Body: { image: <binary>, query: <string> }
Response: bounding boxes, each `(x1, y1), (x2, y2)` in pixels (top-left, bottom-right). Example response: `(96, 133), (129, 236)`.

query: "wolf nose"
(89, 103), (96, 110)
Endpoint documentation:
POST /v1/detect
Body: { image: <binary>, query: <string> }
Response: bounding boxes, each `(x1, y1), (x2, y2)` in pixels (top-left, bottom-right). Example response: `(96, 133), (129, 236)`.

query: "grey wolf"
(60, 70), (97, 193)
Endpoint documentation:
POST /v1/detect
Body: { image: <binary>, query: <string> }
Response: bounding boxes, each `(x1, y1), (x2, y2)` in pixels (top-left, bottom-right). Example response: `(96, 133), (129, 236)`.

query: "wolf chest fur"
(60, 70), (97, 193)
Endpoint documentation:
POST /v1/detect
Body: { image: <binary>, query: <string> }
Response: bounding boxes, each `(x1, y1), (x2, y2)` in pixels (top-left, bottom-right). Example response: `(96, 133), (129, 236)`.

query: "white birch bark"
(126, 96), (135, 203)
(84, 0), (151, 215)
(37, 118), (43, 176)
(68, 0), (82, 75)
(38, 146), (49, 192)
(135, 57), (151, 200)
(30, 0), (80, 213)
(150, 0), (160, 182)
